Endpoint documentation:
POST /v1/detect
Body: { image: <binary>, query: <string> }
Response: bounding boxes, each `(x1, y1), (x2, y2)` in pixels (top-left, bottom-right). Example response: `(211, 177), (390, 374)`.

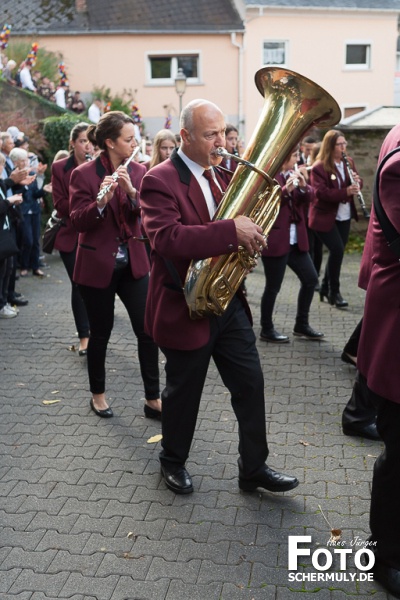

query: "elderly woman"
(2, 59), (17, 85)
(9, 147), (46, 277)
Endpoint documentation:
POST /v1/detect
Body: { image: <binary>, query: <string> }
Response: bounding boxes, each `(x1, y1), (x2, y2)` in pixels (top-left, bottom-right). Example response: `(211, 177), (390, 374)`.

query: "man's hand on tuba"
(234, 215), (266, 255)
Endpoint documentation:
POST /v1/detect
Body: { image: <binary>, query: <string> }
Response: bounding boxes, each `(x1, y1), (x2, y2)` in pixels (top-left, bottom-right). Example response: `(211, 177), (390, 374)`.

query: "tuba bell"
(184, 67), (341, 319)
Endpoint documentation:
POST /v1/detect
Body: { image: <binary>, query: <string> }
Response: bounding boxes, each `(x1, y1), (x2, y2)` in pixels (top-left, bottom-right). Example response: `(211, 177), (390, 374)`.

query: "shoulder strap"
(373, 145), (400, 257)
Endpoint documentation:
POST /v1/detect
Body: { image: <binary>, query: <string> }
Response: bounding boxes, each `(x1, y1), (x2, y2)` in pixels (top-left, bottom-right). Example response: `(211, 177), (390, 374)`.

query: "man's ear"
(180, 128), (191, 145)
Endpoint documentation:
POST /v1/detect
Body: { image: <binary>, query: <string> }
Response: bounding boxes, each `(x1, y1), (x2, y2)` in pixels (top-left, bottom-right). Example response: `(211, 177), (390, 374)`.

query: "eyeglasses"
(335, 141), (347, 146)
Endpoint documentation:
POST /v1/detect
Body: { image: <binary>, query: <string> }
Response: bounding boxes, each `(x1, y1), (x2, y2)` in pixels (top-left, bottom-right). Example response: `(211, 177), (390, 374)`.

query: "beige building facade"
(3, 0), (400, 143)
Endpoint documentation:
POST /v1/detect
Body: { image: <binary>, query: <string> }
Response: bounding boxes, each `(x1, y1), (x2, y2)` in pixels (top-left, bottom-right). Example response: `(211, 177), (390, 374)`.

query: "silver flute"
(96, 146), (140, 203)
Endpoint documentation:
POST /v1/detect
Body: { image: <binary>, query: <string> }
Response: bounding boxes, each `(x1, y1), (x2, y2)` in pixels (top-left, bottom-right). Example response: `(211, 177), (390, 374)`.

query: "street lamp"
(174, 67), (187, 116)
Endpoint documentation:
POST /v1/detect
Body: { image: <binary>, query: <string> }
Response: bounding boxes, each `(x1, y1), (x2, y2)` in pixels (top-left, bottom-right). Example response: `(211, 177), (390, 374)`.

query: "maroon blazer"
(308, 158), (359, 232)
(69, 155), (150, 289)
(140, 149), (244, 351)
(357, 123), (400, 403)
(262, 172), (313, 257)
(52, 155), (79, 253)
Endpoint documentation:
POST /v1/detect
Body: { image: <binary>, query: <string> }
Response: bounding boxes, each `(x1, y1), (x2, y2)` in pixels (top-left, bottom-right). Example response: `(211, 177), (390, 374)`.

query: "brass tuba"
(184, 67), (341, 319)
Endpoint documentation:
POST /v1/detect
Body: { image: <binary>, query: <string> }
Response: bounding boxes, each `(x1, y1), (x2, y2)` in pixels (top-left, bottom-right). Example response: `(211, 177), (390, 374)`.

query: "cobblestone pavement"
(0, 251), (395, 600)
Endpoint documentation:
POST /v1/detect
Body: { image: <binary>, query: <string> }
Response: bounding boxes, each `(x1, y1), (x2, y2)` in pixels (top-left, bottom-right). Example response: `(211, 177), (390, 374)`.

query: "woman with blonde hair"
(148, 129), (177, 170)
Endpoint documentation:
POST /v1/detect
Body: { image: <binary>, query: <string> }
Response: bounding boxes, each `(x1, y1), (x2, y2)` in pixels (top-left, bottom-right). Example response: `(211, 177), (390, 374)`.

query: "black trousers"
(314, 219), (351, 295)
(60, 248), (90, 339)
(159, 296), (268, 476)
(307, 226), (323, 276)
(79, 267), (159, 400)
(363, 375), (400, 569)
(260, 245), (318, 331)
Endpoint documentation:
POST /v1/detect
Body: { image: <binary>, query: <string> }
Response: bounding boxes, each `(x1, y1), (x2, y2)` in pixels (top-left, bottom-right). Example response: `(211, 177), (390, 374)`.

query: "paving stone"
(1, 253), (393, 600)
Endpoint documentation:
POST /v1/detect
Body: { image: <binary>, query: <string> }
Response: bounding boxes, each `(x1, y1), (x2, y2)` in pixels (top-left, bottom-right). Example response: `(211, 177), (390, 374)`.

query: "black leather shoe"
(293, 324), (324, 340)
(328, 293), (348, 308)
(373, 559), (400, 599)
(8, 296), (28, 306)
(239, 465), (299, 493)
(259, 328), (289, 343)
(78, 348), (88, 357)
(160, 463), (193, 494)
(90, 398), (113, 418)
(144, 403), (162, 420)
(343, 422), (381, 441)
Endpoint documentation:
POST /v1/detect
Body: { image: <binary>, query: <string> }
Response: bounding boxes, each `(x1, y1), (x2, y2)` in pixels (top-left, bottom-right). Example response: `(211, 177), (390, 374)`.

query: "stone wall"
(0, 80), (65, 122)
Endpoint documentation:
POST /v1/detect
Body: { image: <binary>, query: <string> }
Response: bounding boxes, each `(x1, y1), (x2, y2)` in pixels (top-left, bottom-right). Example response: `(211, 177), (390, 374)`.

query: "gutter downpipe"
(230, 32), (245, 141)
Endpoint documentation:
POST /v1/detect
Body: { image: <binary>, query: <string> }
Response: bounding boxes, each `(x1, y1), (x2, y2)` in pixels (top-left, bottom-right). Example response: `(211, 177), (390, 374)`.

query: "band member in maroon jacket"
(259, 147), (323, 343)
(140, 99), (299, 495)
(309, 130), (360, 308)
(69, 111), (160, 420)
(52, 122), (92, 356)
(355, 123), (400, 598)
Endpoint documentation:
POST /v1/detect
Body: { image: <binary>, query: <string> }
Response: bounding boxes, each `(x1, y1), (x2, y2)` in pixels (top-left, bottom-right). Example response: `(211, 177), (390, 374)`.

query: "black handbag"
(42, 210), (65, 254)
(0, 228), (19, 261)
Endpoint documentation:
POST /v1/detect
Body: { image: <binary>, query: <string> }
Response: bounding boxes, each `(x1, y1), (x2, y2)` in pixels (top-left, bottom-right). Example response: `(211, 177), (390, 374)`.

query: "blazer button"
(112, 252), (116, 257)
(228, 244), (234, 251)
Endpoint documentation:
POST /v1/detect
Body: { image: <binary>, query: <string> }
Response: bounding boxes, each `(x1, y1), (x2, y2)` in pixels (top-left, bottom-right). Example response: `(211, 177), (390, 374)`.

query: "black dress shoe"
(90, 398), (113, 418)
(144, 404), (162, 420)
(239, 465), (299, 493)
(342, 422), (381, 441)
(78, 348), (88, 356)
(160, 463), (193, 494)
(293, 324), (324, 340)
(328, 293), (348, 308)
(8, 296), (29, 307)
(259, 328), (290, 343)
(373, 559), (400, 599)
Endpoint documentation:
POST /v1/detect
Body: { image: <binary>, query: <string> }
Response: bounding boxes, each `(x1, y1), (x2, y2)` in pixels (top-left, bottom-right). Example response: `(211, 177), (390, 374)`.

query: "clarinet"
(342, 152), (370, 218)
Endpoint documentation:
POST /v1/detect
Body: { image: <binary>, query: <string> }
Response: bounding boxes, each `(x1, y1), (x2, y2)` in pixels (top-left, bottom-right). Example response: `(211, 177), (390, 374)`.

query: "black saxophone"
(342, 152), (370, 218)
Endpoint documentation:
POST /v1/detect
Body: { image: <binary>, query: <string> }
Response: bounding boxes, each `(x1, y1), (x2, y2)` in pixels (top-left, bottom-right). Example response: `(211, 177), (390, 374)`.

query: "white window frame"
(262, 40), (289, 67)
(146, 51), (201, 86)
(344, 41), (371, 71)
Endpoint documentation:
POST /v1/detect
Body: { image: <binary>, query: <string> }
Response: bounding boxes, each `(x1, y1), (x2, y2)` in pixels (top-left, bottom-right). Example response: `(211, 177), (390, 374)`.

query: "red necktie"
(203, 169), (223, 205)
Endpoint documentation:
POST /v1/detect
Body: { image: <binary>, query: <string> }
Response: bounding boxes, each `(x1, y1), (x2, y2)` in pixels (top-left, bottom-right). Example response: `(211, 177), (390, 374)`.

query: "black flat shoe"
(160, 463), (193, 494)
(78, 348), (88, 356)
(259, 328), (289, 343)
(90, 398), (113, 418)
(239, 464), (299, 493)
(342, 422), (381, 441)
(328, 292), (348, 308)
(293, 324), (324, 340)
(144, 404), (162, 420)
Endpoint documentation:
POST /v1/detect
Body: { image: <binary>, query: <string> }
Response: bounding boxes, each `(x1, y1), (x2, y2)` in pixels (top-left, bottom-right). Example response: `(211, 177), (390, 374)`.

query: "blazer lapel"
(170, 149), (212, 223)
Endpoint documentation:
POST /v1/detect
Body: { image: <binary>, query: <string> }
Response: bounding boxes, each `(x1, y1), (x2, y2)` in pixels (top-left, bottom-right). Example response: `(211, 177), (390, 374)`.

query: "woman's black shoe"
(78, 348), (88, 356)
(328, 293), (348, 308)
(144, 404), (162, 420)
(259, 328), (290, 343)
(319, 288), (329, 303)
(90, 398), (113, 418)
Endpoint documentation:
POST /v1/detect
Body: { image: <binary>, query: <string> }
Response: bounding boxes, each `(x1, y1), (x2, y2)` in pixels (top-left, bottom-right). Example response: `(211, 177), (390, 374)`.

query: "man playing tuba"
(140, 98), (299, 495)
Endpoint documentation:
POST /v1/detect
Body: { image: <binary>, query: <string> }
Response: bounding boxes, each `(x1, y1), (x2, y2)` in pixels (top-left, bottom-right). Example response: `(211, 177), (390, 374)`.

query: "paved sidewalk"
(0, 251), (394, 600)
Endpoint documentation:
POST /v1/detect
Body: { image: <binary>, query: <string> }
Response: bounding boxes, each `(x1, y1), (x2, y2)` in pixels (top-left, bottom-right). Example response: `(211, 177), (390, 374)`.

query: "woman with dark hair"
(52, 122), (93, 355)
(147, 129), (177, 170)
(309, 129), (361, 308)
(69, 111), (161, 419)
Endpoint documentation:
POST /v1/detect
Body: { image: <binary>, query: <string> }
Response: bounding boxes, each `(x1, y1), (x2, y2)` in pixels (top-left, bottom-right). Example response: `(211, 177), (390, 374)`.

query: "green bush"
(41, 113), (83, 162)
(345, 233), (365, 254)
